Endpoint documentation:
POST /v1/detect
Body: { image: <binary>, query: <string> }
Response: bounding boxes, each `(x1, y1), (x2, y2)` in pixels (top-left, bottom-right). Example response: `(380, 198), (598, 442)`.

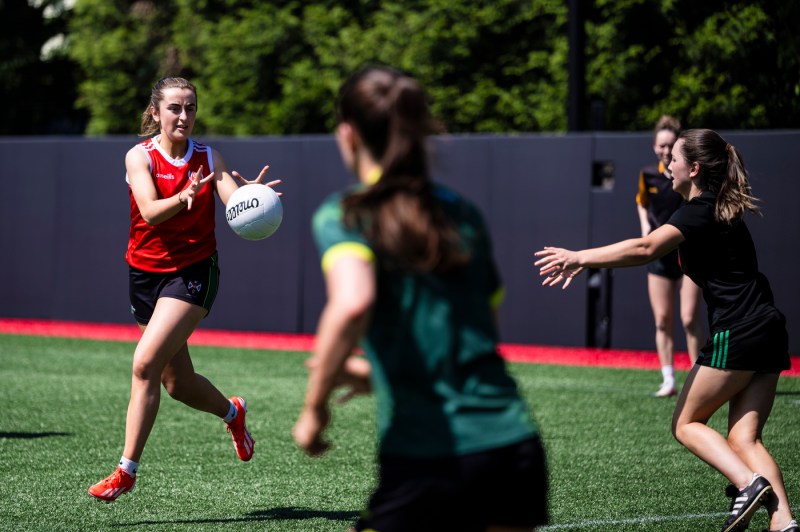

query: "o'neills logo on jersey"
(227, 198), (259, 221)
(156, 173), (175, 180)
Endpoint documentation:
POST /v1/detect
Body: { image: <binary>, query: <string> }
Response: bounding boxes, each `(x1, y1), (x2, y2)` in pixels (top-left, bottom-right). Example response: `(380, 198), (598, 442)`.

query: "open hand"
(292, 406), (331, 457)
(183, 165), (214, 210)
(232, 165), (283, 196)
(534, 247), (584, 289)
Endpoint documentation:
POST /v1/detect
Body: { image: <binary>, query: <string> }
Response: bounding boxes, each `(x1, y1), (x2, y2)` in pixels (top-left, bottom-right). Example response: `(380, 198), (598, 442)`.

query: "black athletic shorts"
(354, 436), (548, 532)
(647, 249), (683, 280)
(697, 309), (790, 373)
(129, 252), (220, 325)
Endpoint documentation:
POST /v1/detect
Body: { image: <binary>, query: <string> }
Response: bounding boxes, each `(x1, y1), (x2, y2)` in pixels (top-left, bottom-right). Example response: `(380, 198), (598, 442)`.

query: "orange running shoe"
(226, 396), (254, 461)
(88, 467), (136, 502)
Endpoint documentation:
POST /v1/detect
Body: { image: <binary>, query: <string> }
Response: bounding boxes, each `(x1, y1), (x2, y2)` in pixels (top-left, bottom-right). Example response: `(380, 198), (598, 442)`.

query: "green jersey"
(313, 184), (537, 458)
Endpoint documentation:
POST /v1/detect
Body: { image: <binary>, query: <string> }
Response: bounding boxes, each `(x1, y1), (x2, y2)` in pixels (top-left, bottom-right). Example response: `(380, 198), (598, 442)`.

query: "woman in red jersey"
(88, 77), (281, 502)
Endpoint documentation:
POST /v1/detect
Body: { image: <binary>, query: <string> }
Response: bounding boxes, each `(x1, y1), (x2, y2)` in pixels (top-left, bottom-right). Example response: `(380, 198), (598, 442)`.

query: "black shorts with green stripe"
(698, 309), (790, 373)
(129, 252), (220, 325)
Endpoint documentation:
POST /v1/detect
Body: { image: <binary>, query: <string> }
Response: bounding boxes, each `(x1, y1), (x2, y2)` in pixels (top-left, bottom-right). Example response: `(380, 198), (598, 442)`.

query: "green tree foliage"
(67, 0), (568, 135)
(45, 0), (800, 134)
(69, 0), (182, 134)
(585, 0), (800, 130)
(0, 0), (85, 134)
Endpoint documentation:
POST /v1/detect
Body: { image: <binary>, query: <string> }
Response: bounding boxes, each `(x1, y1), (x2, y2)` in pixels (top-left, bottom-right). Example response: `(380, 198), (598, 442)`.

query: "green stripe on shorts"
(721, 329), (729, 369)
(711, 330), (730, 369)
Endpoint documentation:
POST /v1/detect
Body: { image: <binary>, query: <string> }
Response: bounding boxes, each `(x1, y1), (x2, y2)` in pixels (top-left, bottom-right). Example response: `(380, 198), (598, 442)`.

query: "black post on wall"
(567, 0), (586, 132)
(569, 0), (613, 348)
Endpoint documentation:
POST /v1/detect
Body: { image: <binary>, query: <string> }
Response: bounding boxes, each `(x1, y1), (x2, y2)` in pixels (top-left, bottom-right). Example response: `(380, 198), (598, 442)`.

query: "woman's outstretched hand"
(534, 247), (585, 289)
(232, 165), (283, 196)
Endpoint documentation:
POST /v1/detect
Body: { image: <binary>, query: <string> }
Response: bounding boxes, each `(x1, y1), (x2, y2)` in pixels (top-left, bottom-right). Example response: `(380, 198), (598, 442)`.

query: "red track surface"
(1, 318), (796, 376)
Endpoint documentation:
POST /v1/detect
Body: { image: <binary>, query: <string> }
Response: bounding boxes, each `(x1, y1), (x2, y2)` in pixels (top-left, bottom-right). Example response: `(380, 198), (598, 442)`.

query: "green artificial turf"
(0, 333), (797, 531)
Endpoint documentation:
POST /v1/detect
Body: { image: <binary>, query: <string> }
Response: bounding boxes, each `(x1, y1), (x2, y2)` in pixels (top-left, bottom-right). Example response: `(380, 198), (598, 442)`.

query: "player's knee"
(671, 416), (693, 445)
(131, 358), (160, 382)
(727, 433), (759, 456)
(681, 314), (700, 334)
(654, 317), (673, 332)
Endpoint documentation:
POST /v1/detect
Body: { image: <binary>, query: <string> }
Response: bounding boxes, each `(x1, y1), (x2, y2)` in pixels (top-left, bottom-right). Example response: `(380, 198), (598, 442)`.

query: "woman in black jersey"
(535, 129), (795, 532)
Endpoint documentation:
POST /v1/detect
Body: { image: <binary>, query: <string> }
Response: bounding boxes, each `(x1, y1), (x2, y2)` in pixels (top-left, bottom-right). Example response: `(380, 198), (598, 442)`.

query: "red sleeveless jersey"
(126, 137), (217, 272)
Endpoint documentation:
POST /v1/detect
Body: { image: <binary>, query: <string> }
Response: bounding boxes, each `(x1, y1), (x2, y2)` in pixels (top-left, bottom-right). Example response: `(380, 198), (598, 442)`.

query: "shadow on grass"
(0, 431), (71, 439)
(112, 507), (360, 527)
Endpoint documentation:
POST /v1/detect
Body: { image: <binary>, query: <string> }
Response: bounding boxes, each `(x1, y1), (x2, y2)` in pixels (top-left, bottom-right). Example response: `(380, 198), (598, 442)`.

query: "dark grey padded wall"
(0, 138), (131, 322)
(50, 140), (132, 320)
(200, 137), (307, 333)
(490, 135), (594, 347)
(1, 140), (62, 317)
(1, 133), (798, 354)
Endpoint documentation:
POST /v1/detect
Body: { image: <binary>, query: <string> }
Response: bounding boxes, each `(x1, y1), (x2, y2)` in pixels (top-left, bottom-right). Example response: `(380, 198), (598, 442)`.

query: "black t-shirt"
(666, 191), (777, 330)
(636, 163), (684, 230)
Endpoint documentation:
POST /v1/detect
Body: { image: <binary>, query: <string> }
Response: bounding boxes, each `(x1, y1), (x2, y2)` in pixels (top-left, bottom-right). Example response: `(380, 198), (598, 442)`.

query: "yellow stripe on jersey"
(635, 172), (648, 206)
(321, 242), (375, 272)
(365, 167), (382, 185)
(490, 287), (505, 309)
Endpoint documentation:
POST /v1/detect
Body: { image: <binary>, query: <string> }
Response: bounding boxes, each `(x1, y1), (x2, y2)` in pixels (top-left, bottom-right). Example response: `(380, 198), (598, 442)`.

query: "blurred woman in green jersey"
(293, 66), (548, 532)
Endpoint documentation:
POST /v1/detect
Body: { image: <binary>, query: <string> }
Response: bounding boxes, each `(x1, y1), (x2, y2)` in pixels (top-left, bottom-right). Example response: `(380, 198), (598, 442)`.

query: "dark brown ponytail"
(338, 66), (467, 273)
(677, 129), (760, 223)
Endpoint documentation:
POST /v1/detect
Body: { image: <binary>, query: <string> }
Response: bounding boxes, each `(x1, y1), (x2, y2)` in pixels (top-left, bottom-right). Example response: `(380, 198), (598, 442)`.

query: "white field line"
(540, 511), (728, 530)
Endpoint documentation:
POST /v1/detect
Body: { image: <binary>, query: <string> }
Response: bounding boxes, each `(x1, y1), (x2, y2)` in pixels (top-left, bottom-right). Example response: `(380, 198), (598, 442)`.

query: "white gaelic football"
(226, 184), (283, 240)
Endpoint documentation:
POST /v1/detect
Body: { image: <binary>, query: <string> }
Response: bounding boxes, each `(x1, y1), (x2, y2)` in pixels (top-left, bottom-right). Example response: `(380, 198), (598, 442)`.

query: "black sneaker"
(721, 475), (774, 532)
(762, 519), (799, 532)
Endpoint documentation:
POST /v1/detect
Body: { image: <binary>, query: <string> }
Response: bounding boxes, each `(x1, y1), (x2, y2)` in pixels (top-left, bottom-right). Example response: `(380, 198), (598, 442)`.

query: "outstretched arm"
(293, 254), (375, 456)
(534, 224), (684, 289)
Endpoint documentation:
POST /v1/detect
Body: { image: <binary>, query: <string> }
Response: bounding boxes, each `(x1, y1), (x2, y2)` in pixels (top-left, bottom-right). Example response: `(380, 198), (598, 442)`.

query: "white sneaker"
(653, 383), (677, 397)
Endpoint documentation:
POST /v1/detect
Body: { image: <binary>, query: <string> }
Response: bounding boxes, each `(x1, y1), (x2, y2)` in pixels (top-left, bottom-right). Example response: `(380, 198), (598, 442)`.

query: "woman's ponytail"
(678, 129), (760, 223)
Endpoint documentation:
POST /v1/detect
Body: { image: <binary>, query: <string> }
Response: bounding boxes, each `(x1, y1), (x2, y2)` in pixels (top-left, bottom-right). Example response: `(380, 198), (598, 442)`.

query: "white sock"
(661, 365), (675, 387)
(740, 472), (761, 490)
(222, 400), (237, 424)
(118, 456), (138, 477)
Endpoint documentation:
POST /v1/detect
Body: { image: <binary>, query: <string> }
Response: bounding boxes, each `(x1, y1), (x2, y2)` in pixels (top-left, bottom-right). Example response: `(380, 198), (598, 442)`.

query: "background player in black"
(535, 129), (794, 532)
(636, 115), (702, 397)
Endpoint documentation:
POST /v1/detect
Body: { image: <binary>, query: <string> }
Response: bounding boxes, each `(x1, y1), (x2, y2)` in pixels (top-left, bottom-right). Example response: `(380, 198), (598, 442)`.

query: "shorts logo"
(187, 280), (203, 295)
(710, 329), (730, 369)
